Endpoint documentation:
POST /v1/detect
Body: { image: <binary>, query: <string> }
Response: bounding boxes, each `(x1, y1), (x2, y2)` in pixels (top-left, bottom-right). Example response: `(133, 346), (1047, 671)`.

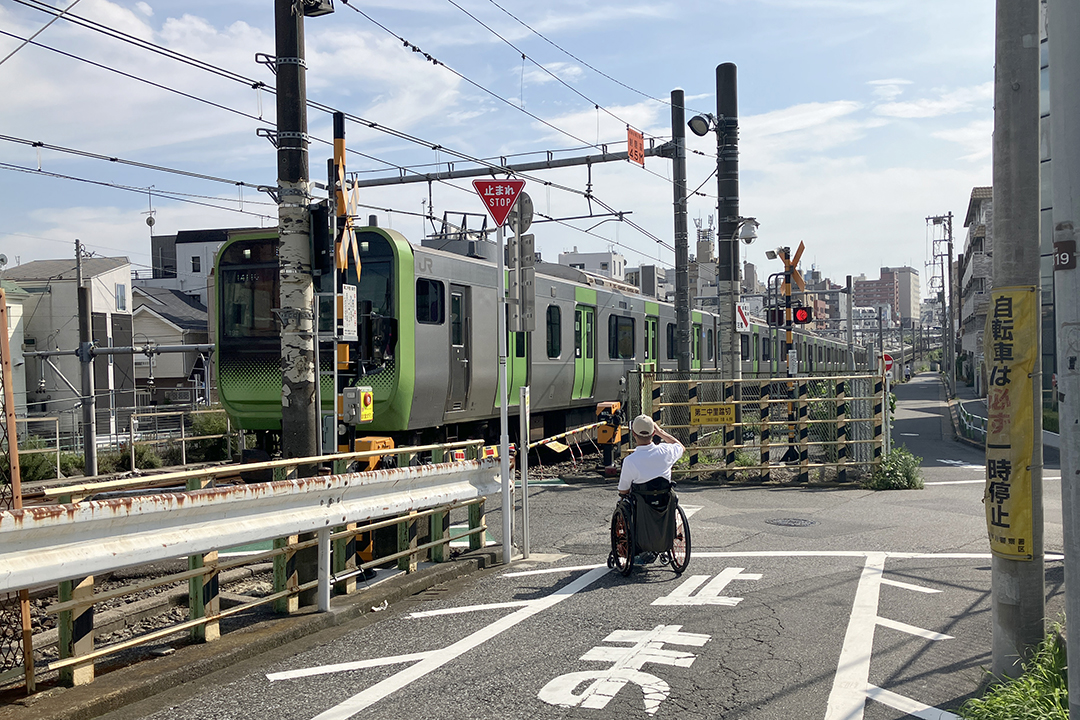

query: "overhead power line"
(0, 0), (82, 66)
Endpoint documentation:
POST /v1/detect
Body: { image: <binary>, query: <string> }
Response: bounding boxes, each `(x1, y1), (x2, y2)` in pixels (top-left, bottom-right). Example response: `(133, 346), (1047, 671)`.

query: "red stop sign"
(882, 353), (894, 372)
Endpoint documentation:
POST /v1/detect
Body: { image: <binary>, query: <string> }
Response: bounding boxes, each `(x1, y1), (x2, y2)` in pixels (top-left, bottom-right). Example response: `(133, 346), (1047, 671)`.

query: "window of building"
(608, 315), (635, 359)
(546, 305), (561, 358)
(115, 283), (126, 311)
(191, 256), (201, 273)
(570, 263), (585, 270)
(416, 278), (444, 324)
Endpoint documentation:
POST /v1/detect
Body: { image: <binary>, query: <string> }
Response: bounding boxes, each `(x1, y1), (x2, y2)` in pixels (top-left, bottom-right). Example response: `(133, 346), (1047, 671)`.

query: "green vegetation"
(1044, 408), (1059, 434)
(864, 446), (923, 490)
(1, 436), (85, 481)
(958, 627), (1067, 719)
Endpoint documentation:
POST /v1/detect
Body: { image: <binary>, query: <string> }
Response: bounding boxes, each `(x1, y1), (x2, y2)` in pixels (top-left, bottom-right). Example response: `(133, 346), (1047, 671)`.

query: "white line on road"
(302, 565), (611, 720)
(881, 578), (941, 594)
(866, 684), (960, 720)
(877, 616), (953, 641)
(267, 652), (437, 682)
(409, 600), (532, 618)
(924, 480), (983, 485)
(825, 552), (885, 720)
(503, 563), (607, 577)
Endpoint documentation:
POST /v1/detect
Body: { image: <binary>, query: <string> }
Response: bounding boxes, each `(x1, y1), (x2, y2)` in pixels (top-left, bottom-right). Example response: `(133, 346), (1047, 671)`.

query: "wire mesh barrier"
(625, 371), (886, 483)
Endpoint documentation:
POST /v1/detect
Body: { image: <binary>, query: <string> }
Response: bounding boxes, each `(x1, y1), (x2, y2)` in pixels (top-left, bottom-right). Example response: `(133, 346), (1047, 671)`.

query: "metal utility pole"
(947, 224), (956, 392)
(671, 89), (691, 373)
(846, 275), (855, 372)
(928, 213), (955, 390)
(275, 0), (318, 467)
(715, 63), (741, 381)
(991, 0), (1043, 680)
(75, 240), (96, 477)
(1047, 1), (1080, 711)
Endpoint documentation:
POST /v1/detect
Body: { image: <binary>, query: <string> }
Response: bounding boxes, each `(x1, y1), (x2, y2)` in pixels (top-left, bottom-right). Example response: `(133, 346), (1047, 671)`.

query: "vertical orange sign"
(984, 285), (1038, 560)
(627, 127), (644, 166)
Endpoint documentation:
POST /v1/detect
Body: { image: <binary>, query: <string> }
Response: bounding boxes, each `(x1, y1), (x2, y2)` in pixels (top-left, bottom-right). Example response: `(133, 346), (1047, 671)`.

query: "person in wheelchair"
(618, 415), (684, 564)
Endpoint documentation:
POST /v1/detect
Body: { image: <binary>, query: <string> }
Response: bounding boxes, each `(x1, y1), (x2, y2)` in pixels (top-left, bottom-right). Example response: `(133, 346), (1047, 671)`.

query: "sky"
(0, 0), (994, 289)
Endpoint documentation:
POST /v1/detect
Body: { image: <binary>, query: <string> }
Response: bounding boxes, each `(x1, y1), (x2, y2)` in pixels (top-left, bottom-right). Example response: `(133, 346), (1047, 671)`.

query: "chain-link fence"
(625, 370), (886, 483)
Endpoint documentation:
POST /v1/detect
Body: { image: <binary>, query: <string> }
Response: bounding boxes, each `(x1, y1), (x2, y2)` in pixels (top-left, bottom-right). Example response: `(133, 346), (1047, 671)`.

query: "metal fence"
(625, 370), (887, 483)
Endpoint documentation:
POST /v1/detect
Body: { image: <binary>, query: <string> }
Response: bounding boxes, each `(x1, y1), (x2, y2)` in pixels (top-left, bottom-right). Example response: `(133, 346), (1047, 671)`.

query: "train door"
(644, 316), (658, 370)
(447, 285), (471, 412)
(573, 305), (595, 398)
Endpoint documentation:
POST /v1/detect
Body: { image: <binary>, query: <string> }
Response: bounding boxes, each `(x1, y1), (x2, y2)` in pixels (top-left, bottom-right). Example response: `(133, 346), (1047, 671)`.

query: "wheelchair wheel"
(668, 505), (691, 574)
(609, 502), (634, 576)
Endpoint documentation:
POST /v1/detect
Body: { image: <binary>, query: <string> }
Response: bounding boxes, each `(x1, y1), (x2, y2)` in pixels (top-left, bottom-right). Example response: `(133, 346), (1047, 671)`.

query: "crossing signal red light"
(793, 307), (813, 324)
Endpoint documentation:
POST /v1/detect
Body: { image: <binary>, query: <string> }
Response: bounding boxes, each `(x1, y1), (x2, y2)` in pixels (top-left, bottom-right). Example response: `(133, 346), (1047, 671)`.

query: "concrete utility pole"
(991, 0), (1044, 680)
(1047, 1), (1080, 713)
(715, 63), (741, 381)
(75, 240), (96, 477)
(671, 89), (691, 373)
(275, 0), (318, 467)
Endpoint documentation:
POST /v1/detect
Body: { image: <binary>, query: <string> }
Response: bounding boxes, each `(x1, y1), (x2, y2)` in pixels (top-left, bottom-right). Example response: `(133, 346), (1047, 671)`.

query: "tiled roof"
(4, 257), (128, 281)
(132, 286), (207, 331)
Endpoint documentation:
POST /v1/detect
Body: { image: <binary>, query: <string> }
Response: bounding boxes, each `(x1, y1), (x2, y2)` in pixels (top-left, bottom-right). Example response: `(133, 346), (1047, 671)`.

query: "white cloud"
(135, 2), (153, 18)
(932, 119), (993, 162)
(874, 82), (993, 118)
(523, 62), (584, 86)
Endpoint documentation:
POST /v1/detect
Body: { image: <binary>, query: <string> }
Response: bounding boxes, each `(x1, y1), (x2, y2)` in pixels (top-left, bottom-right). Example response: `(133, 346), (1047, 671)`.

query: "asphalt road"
(97, 373), (1065, 720)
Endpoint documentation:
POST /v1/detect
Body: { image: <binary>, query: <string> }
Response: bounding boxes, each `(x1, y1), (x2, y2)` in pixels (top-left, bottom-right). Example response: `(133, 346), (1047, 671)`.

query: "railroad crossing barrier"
(0, 442), (499, 691)
(625, 371), (888, 483)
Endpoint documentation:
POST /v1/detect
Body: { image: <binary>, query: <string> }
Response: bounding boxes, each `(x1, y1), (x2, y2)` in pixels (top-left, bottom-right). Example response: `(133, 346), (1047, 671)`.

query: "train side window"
(546, 305), (561, 358)
(707, 329), (714, 361)
(666, 323), (676, 360)
(762, 336), (771, 361)
(740, 333), (750, 361)
(575, 310), (582, 359)
(451, 293), (463, 346)
(608, 315), (635, 360)
(416, 279), (444, 324)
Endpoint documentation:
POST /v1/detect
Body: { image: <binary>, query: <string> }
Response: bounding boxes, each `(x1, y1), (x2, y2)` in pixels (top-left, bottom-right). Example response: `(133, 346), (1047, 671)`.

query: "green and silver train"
(214, 225), (858, 446)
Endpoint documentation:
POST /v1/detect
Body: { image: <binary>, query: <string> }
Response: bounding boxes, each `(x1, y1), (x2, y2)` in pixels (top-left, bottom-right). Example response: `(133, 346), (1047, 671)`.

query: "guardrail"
(957, 402), (987, 444)
(0, 442), (500, 690)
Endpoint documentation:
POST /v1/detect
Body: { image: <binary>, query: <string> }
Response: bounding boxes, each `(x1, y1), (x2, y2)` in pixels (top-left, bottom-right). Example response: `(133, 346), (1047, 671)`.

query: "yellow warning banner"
(984, 285), (1038, 560)
(690, 403), (735, 425)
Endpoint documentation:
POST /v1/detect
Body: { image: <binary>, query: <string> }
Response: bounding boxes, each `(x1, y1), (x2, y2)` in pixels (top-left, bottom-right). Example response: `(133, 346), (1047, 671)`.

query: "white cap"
(631, 415), (655, 436)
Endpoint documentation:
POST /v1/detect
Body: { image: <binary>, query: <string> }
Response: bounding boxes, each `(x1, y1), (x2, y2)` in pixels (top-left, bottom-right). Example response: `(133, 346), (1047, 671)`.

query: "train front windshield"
(219, 240), (279, 342)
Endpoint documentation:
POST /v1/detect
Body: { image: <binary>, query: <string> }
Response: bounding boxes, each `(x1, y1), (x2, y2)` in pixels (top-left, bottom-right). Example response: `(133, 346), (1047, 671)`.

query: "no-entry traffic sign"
(882, 353), (894, 372)
(473, 179), (525, 226)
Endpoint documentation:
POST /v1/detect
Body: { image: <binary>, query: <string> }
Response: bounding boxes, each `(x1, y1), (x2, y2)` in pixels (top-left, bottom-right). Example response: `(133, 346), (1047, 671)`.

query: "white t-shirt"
(618, 442), (684, 492)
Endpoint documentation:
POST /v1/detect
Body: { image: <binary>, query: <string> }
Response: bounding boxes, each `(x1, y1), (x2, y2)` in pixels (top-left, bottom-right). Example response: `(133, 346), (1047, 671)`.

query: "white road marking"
(881, 578), (941, 594)
(925, 480), (983, 485)
(503, 563), (607, 578)
(825, 552), (885, 720)
(877, 616), (953, 641)
(267, 652), (436, 682)
(652, 568), (762, 606)
(539, 625), (709, 715)
(298, 565), (611, 720)
(900, 433), (920, 436)
(866, 685), (961, 720)
(409, 601), (531, 618)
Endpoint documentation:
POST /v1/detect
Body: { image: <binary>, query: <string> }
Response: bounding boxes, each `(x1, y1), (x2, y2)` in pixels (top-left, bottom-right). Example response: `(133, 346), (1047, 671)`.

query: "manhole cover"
(764, 517), (816, 527)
